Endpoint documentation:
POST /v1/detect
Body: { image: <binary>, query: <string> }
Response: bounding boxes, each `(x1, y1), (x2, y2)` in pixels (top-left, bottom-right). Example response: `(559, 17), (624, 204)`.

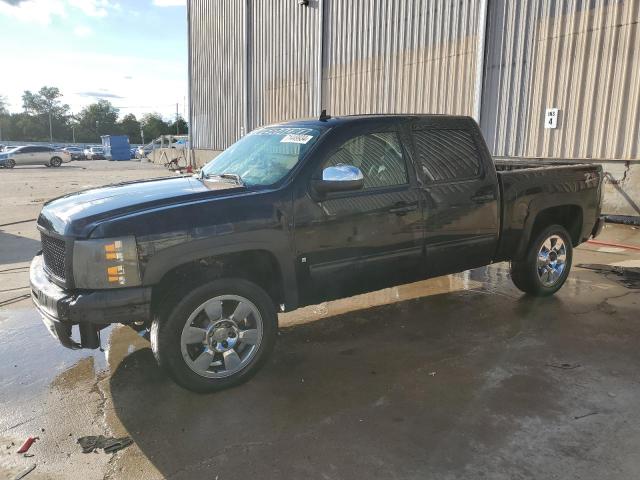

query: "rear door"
(294, 125), (424, 303)
(36, 147), (54, 164)
(411, 120), (499, 276)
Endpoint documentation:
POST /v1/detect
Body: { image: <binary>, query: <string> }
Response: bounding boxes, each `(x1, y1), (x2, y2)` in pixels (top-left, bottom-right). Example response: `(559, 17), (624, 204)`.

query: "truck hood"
(37, 175), (242, 237)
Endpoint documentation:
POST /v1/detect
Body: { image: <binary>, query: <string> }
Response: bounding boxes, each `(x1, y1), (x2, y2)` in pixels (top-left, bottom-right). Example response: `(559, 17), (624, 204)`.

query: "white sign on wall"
(545, 108), (559, 129)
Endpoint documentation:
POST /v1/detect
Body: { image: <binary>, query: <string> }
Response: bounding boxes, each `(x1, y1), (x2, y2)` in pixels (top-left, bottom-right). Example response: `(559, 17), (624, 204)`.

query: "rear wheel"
(151, 278), (277, 393)
(5, 159), (15, 169)
(510, 224), (573, 296)
(50, 157), (62, 167)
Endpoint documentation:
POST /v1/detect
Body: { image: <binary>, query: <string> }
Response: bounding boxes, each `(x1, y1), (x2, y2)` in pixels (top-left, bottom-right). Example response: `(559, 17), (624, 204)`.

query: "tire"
(50, 157), (62, 167)
(5, 159), (15, 169)
(151, 278), (277, 393)
(510, 224), (573, 296)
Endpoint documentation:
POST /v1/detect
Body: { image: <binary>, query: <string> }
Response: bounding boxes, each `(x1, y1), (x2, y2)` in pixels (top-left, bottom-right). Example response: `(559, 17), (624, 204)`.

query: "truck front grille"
(41, 233), (68, 281)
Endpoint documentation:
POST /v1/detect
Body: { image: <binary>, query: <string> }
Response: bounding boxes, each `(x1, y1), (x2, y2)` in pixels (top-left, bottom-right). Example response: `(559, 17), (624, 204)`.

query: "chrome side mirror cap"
(314, 165), (365, 193)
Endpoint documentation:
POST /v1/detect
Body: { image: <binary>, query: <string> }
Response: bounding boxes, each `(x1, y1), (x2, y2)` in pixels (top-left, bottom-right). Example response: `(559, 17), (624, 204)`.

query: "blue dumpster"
(101, 135), (131, 161)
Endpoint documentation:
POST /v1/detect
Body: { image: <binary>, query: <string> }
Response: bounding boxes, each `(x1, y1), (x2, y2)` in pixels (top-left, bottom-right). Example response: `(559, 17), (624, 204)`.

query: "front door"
(15, 147), (36, 165)
(294, 128), (424, 305)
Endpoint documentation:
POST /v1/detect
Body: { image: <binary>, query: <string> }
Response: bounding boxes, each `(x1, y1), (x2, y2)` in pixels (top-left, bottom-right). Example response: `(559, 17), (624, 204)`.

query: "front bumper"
(30, 254), (152, 349)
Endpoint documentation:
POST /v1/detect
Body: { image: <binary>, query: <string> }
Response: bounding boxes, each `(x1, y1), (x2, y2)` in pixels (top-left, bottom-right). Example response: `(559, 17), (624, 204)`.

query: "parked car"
(1, 145), (71, 168)
(85, 146), (106, 160)
(30, 114), (604, 392)
(136, 145), (153, 158)
(63, 146), (85, 160)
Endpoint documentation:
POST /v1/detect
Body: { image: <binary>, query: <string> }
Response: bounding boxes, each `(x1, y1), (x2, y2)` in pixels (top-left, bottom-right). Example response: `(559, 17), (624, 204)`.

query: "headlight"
(73, 236), (141, 289)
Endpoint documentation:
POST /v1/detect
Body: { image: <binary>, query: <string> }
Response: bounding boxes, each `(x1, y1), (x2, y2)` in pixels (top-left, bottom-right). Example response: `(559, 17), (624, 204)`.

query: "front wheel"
(510, 224), (573, 296)
(151, 278), (277, 393)
(5, 159), (15, 169)
(50, 157), (62, 167)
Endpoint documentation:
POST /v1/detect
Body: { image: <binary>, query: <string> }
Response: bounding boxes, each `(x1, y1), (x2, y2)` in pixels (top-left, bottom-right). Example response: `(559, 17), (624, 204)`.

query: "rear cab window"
(412, 129), (482, 183)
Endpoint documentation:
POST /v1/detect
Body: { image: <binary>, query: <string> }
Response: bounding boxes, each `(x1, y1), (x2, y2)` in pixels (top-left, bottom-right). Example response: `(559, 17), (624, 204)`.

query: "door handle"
(389, 202), (418, 216)
(470, 193), (496, 204)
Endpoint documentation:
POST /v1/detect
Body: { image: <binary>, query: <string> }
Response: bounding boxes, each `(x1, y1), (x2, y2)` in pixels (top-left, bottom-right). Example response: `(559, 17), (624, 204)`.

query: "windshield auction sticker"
(280, 134), (313, 144)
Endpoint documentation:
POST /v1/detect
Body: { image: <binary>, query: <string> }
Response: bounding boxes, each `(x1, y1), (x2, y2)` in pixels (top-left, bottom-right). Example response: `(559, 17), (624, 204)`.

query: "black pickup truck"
(31, 115), (604, 392)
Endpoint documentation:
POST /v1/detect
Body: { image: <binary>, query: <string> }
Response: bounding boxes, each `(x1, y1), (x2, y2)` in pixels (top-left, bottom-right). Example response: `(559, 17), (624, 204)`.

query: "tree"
(118, 113), (142, 143)
(20, 86), (70, 141)
(75, 100), (120, 142)
(0, 95), (8, 115)
(0, 87), (184, 144)
(168, 115), (188, 136)
(141, 112), (171, 142)
(22, 86), (69, 117)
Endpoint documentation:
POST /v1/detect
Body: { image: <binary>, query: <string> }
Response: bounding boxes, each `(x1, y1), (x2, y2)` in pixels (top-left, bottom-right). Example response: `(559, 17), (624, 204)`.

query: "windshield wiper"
(201, 172), (245, 186)
(219, 173), (245, 186)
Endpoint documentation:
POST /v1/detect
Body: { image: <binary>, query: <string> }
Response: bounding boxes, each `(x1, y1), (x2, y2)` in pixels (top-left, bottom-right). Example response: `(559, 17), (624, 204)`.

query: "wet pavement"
(1, 163), (640, 479)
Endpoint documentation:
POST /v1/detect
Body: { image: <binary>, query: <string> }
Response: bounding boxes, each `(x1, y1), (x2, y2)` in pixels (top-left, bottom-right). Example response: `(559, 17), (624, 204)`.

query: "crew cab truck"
(30, 115), (604, 392)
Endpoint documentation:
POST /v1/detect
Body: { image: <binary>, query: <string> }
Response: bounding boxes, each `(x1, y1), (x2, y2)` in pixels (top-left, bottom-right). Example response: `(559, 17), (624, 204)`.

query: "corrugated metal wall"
(323, 0), (480, 116)
(250, 0), (320, 129)
(482, 0), (640, 160)
(189, 0), (244, 150)
(189, 0), (640, 161)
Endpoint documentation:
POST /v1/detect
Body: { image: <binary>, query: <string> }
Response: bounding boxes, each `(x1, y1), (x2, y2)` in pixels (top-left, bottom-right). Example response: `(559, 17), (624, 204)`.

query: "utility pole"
(176, 102), (180, 135)
(49, 111), (53, 143)
(96, 120), (99, 141)
(72, 125), (76, 143)
(140, 127), (145, 146)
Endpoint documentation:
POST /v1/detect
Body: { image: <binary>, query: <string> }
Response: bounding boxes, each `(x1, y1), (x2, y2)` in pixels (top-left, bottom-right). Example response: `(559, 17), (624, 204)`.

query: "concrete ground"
(1, 160), (639, 480)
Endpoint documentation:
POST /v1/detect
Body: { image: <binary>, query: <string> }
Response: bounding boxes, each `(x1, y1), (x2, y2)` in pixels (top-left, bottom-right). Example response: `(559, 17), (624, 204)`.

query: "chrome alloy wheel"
(537, 235), (567, 287)
(180, 295), (263, 378)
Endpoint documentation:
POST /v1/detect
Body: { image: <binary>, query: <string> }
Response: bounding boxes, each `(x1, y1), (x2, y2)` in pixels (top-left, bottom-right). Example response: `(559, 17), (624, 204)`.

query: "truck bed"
(493, 158), (603, 262)
(494, 158), (594, 172)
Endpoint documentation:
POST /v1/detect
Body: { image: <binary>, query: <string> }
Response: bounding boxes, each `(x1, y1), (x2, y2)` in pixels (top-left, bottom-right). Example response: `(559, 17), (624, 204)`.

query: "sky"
(0, 0), (188, 120)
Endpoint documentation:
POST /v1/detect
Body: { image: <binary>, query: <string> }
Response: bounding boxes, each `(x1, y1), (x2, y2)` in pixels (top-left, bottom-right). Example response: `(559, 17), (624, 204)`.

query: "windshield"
(201, 126), (321, 187)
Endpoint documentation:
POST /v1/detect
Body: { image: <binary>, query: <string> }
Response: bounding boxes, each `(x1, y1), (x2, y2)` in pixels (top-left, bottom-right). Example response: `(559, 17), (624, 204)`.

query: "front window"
(201, 126), (321, 187)
(323, 132), (408, 189)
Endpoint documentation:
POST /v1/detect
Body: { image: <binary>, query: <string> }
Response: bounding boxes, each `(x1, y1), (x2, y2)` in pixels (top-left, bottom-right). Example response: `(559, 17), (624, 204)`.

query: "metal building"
(187, 0), (640, 216)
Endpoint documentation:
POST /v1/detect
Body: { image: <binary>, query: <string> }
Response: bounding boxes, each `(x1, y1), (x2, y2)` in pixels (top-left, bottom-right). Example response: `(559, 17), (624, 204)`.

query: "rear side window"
(323, 132), (408, 189)
(413, 129), (481, 182)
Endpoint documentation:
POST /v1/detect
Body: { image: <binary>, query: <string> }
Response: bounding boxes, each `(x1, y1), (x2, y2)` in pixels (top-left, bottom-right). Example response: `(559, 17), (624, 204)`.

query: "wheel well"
(530, 205), (583, 246)
(150, 250), (284, 317)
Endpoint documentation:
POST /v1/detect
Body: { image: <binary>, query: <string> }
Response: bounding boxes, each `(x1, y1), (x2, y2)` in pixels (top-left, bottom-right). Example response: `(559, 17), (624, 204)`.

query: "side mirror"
(313, 165), (364, 194)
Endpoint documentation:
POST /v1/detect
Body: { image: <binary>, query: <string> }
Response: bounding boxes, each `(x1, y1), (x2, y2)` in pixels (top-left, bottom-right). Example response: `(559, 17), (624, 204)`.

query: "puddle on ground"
(0, 266), (512, 402)
(0, 309), (108, 403)
(0, 259), (621, 405)
(577, 264), (640, 289)
(0, 309), (149, 409)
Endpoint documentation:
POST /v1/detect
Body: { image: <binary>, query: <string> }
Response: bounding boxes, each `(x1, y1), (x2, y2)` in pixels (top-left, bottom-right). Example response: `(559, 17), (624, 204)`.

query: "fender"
(515, 195), (584, 259)
(139, 229), (299, 309)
